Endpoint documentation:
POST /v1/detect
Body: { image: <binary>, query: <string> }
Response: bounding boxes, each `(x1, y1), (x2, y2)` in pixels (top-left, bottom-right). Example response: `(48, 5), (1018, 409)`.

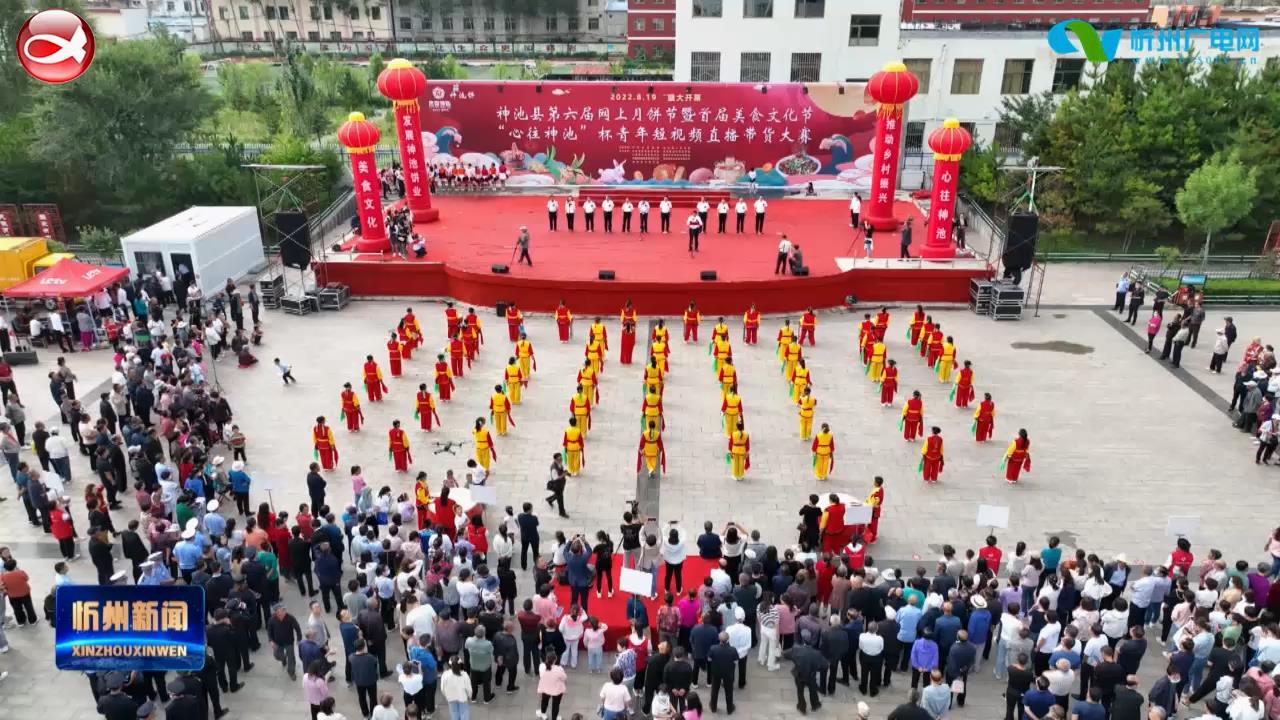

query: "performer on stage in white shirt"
(547, 197), (559, 231)
(687, 212), (704, 253)
(696, 198), (710, 229)
(850, 193), (862, 229)
(735, 199), (748, 233)
(565, 198), (577, 231)
(621, 200), (634, 232)
(638, 200), (651, 234)
(717, 200), (729, 233)
(660, 197), (673, 234)
(602, 197), (615, 232)
(582, 199), (597, 231)
(754, 198), (768, 235)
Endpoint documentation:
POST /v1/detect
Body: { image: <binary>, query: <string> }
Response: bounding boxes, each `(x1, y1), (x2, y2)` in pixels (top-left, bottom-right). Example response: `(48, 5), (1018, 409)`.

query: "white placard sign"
(977, 504), (1009, 529)
(469, 485), (498, 506)
(846, 505), (873, 525)
(620, 567), (654, 596)
(1166, 516), (1199, 539)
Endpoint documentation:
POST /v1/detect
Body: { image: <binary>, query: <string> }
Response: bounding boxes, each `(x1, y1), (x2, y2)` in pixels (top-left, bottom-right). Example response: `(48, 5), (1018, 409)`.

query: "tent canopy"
(3, 258), (129, 298)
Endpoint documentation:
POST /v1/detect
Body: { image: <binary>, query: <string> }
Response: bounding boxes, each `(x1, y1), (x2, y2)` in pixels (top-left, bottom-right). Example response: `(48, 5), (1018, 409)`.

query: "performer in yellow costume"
(515, 332), (536, 382)
(717, 356), (737, 397)
(651, 336), (670, 373)
(782, 339), (803, 384)
(867, 338), (887, 382)
(712, 336), (732, 373)
(489, 384), (514, 435)
(728, 420), (750, 481)
(777, 320), (795, 361)
(637, 420), (665, 477)
(502, 358), (525, 405)
(720, 385), (744, 438)
(798, 387), (817, 440)
(577, 359), (599, 404)
(585, 336), (604, 376)
(811, 422), (835, 480)
(473, 417), (496, 471)
(641, 384), (664, 431)
(791, 359), (811, 402)
(589, 318), (609, 372)
(562, 417), (585, 476)
(643, 357), (665, 398)
(711, 317), (730, 344)
(569, 384), (593, 435)
(936, 336), (957, 382)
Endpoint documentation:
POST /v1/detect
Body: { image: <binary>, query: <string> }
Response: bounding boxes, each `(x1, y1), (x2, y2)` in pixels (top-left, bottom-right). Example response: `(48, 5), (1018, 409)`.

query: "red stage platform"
(316, 194), (991, 314)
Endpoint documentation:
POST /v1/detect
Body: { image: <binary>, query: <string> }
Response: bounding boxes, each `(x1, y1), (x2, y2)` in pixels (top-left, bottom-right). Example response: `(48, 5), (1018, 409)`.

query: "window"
(264, 5), (276, 19)
(166, 1), (174, 11)
(568, 15), (578, 30)
(352, 30), (363, 39)
(423, 15), (432, 28)
(399, 16), (411, 28)
(239, 5), (249, 18)
(739, 52), (770, 82)
(950, 59), (983, 94)
(504, 16), (516, 31)
(692, 0), (722, 17)
(463, 15), (474, 29)
(588, 0), (597, 4)
(588, 17), (599, 29)
(263, 30), (275, 40)
(219, 7), (228, 19)
(308, 30), (319, 39)
(959, 122), (977, 138)
(653, 44), (664, 58)
(370, 6), (380, 19)
(651, 18), (664, 30)
(904, 121), (925, 153)
(322, 4), (332, 19)
(903, 58), (931, 94)
(993, 122), (1020, 152)
(546, 16), (557, 30)
(310, 5), (320, 19)
(348, 6), (358, 18)
(330, 31), (341, 39)
(240, 30), (252, 39)
(286, 30), (298, 39)
(1000, 58), (1033, 94)
(1052, 58), (1085, 92)
(744, 0), (773, 18)
(634, 18), (645, 31)
(633, 45), (646, 60)
(794, 0), (824, 17)
(441, 16), (452, 28)
(183, 1), (190, 11)
(690, 51), (721, 81)
(483, 16), (494, 30)
(278, 6), (289, 19)
(789, 51), (821, 81)
(847, 14), (880, 46)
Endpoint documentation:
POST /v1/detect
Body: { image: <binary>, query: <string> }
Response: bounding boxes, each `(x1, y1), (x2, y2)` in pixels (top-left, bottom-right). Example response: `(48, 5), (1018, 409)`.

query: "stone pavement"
(1, 286), (1278, 720)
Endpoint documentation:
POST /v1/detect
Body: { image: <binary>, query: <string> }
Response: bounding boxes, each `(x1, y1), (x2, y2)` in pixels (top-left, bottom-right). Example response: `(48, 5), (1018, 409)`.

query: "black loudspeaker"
(495, 301), (508, 317)
(276, 211), (312, 269)
(1003, 212), (1039, 272)
(491, 264), (509, 274)
(598, 269), (615, 280)
(700, 270), (717, 281)
(793, 266), (810, 276)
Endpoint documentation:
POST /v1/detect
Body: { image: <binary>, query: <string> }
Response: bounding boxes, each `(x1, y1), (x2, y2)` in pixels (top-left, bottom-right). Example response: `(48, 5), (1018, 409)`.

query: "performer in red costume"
(363, 355), (387, 401)
(901, 390), (924, 441)
(434, 354), (454, 401)
(799, 307), (817, 346)
(682, 302), (701, 343)
(864, 476), (885, 544)
(433, 486), (459, 541)
(448, 332), (466, 378)
(858, 314), (875, 365)
(742, 304), (760, 345)
(415, 383), (441, 431)
(908, 305), (926, 346)
(340, 382), (363, 431)
(555, 300), (573, 343)
(926, 324), (945, 368)
(404, 307), (423, 350)
(464, 307), (485, 346)
(312, 416), (338, 470)
(388, 419), (412, 472)
(974, 393), (996, 442)
(387, 331), (403, 377)
(873, 307), (890, 341)
(444, 301), (461, 339)
(918, 317), (934, 357)
(953, 360), (976, 408)
(1004, 428), (1032, 483)
(879, 359), (899, 406)
(921, 426), (944, 483)
(505, 302), (524, 342)
(620, 301), (638, 365)
(819, 493), (848, 554)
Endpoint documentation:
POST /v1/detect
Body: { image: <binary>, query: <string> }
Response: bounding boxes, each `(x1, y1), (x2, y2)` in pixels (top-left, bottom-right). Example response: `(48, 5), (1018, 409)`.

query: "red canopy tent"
(3, 258), (129, 298)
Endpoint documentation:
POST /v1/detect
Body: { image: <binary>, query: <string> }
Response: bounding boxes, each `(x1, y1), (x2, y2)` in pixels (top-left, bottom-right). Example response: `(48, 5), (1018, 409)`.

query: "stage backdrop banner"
(421, 81), (877, 192)
(55, 585), (207, 672)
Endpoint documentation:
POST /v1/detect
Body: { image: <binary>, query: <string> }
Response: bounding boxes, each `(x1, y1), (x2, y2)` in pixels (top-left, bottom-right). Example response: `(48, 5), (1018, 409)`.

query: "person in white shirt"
(850, 193), (862, 228)
(735, 199), (748, 233)
(753, 198), (768, 234)
(28, 316), (42, 343)
(994, 606), (1026, 680)
(405, 595), (438, 640)
(582, 199), (597, 231)
(48, 311), (73, 352)
(659, 197), (673, 233)
(565, 199), (577, 231)
(205, 324), (222, 361)
(637, 199), (650, 233)
(621, 200), (634, 232)
(716, 200), (729, 233)
(1035, 616), (1062, 667)
(439, 658), (473, 712)
(775, 234), (793, 275)
(686, 212), (704, 253)
(747, 169), (758, 192)
(601, 197), (615, 232)
(857, 620), (886, 695)
(547, 198), (559, 231)
(696, 198), (710, 228)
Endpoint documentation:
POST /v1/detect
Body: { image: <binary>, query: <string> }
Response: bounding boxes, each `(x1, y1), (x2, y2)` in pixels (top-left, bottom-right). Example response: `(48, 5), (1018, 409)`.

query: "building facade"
(146, 0), (212, 41)
(672, 0), (1280, 150)
(899, 0), (1151, 27)
(627, 0), (675, 60)
(208, 0), (394, 42)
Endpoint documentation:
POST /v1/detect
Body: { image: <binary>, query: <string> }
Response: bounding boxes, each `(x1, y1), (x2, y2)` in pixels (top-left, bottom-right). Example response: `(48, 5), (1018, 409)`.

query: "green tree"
(276, 48), (329, 140)
(217, 61), (276, 112)
(1114, 176), (1172, 251)
(423, 54), (467, 80)
(257, 134), (342, 216)
(367, 52), (385, 100)
(1228, 122), (1280, 236)
(172, 138), (256, 208)
(1175, 153), (1259, 266)
(958, 142), (1001, 205)
(76, 225), (122, 255)
(995, 91), (1055, 157)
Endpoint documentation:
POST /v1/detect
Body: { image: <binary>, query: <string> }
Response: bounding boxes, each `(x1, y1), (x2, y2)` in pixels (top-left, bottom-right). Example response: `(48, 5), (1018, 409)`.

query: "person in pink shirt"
(583, 618), (610, 673)
(536, 652), (568, 720)
(776, 597), (797, 650)
(677, 589), (701, 650)
(533, 585), (561, 625)
(559, 604), (586, 668)
(303, 659), (332, 717)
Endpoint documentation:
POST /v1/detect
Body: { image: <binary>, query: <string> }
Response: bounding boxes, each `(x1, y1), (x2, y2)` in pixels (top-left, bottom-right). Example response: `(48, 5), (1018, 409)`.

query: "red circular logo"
(16, 9), (95, 84)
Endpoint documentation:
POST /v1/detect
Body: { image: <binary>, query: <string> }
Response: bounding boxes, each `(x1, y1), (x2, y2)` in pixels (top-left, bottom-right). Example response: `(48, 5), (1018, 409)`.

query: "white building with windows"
(147, 0), (211, 41)
(672, 0), (1280, 150)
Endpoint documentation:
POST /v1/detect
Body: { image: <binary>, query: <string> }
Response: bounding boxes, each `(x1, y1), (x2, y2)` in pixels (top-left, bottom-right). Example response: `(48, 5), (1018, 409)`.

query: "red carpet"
(343, 194), (924, 282)
(552, 555), (720, 648)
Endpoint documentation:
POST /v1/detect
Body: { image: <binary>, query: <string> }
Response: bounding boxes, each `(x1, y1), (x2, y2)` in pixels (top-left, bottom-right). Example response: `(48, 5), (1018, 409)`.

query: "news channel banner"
(55, 585), (206, 672)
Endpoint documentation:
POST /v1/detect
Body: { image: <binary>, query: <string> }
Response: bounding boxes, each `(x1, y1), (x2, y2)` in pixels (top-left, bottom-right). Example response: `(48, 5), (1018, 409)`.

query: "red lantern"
(377, 58), (438, 221)
(922, 119), (973, 260)
(337, 111), (380, 152)
(864, 62), (921, 231)
(928, 120), (973, 161)
(867, 62), (920, 112)
(337, 112), (389, 253)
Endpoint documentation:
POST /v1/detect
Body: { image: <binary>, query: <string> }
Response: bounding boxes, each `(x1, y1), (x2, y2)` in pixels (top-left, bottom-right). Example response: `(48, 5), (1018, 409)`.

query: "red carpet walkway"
(354, 195), (924, 282)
